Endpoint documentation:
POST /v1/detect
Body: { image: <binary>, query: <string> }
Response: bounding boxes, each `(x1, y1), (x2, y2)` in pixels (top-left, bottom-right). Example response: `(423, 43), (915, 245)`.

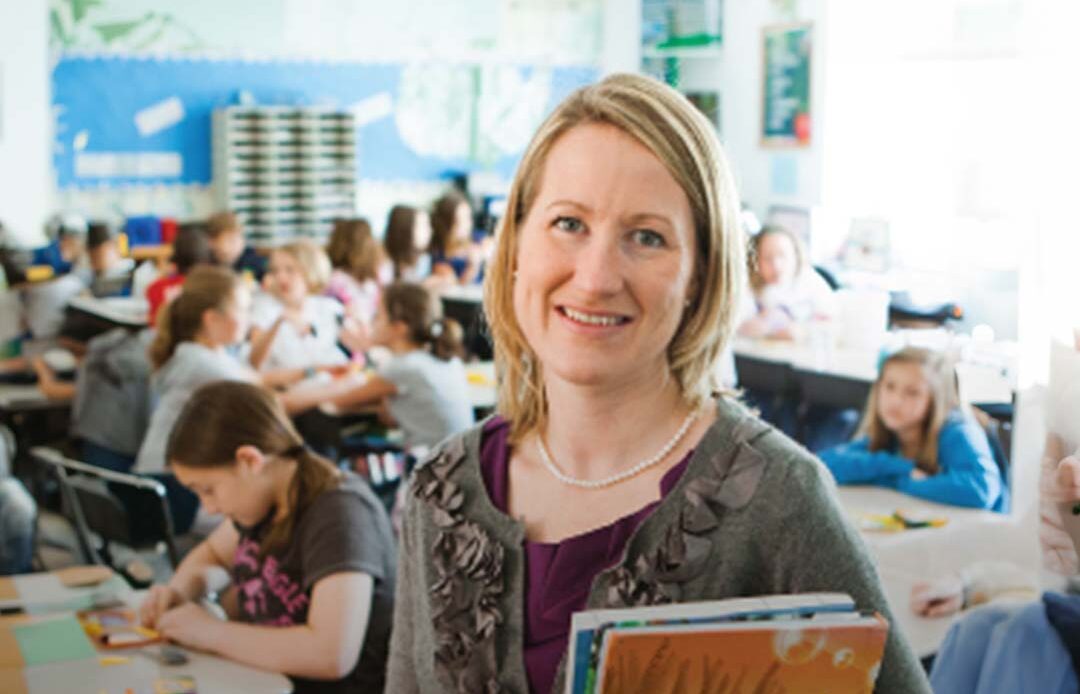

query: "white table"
(0, 384), (61, 412)
(2, 573), (292, 694)
(836, 485), (1014, 657)
(438, 284), (484, 304)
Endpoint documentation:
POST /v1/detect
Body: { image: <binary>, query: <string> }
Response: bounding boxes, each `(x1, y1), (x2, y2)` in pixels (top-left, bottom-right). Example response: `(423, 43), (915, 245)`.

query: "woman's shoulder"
(703, 397), (837, 507)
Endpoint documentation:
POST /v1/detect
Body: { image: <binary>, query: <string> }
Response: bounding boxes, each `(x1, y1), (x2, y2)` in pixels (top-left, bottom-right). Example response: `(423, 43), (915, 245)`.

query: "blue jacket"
(818, 411), (1008, 512)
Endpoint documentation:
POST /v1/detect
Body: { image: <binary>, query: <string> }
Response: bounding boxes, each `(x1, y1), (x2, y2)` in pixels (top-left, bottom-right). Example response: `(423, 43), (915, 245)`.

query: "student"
(86, 222), (135, 298)
(248, 240), (349, 373)
(0, 428), (35, 575)
(325, 217), (381, 326)
(737, 224), (836, 340)
(286, 282), (474, 451)
(138, 380), (396, 693)
(32, 214), (88, 276)
(145, 222), (214, 325)
(819, 346), (1008, 511)
(429, 190), (486, 285)
(135, 265), (256, 532)
(205, 211), (267, 281)
(382, 206), (434, 283)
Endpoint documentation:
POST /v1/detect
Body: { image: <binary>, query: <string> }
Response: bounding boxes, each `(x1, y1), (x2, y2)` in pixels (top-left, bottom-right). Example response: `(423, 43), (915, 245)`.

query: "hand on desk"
(911, 574), (964, 618)
(139, 584), (185, 629)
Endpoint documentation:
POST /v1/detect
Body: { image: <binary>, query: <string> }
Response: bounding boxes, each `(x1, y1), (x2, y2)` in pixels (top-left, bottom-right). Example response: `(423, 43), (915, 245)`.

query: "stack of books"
(567, 593), (888, 694)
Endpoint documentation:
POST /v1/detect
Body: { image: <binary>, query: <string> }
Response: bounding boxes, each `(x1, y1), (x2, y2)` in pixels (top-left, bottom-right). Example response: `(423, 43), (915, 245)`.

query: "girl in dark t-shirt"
(138, 380), (396, 694)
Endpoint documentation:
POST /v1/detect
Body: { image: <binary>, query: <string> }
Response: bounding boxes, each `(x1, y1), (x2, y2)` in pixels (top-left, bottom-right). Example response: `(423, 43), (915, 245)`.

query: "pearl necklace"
(536, 410), (699, 489)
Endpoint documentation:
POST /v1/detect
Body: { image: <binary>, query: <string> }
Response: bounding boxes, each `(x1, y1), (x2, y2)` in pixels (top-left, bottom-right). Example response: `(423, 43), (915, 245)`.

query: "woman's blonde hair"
(748, 224), (809, 294)
(149, 265), (241, 369)
(859, 346), (961, 474)
(483, 73), (745, 442)
(275, 239), (332, 294)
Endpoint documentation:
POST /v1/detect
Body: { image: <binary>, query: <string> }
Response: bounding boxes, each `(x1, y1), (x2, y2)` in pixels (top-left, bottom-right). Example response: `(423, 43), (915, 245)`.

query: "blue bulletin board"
(52, 56), (596, 188)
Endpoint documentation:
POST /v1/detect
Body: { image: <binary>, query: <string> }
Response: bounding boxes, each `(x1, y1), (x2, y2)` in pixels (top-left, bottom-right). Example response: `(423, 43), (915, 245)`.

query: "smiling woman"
(387, 73), (930, 694)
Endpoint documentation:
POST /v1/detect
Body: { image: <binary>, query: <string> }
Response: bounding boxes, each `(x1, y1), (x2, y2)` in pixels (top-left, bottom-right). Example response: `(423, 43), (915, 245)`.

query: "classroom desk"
(66, 295), (149, 329)
(313, 360), (496, 418)
(0, 571), (292, 694)
(733, 337), (1014, 409)
(835, 485), (1012, 658)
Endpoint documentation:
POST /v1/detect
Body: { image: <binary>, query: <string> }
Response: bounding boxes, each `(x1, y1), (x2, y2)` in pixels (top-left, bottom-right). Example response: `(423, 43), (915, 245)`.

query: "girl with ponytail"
(286, 281), (474, 450)
(138, 381), (396, 693)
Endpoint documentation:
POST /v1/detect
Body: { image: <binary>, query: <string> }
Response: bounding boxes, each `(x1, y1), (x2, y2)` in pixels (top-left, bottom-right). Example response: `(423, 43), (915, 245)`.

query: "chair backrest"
(813, 265), (842, 291)
(31, 447), (179, 567)
(972, 408), (1011, 491)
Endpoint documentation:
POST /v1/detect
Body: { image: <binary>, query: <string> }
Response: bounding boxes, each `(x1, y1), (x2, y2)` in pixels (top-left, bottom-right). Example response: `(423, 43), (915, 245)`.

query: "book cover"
(594, 613), (888, 694)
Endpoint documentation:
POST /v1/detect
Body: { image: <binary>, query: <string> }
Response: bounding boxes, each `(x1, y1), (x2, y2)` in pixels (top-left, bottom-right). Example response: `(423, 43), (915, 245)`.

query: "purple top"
(479, 417), (693, 694)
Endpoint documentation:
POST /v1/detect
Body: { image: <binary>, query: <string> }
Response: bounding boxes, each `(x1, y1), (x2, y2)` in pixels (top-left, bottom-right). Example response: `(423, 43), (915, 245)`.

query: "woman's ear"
(235, 445), (266, 475)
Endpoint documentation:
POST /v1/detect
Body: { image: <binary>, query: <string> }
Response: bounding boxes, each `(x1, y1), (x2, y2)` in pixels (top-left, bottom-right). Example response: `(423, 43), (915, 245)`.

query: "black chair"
(813, 265), (842, 291)
(32, 447), (181, 576)
(441, 296), (493, 361)
(972, 408), (1012, 494)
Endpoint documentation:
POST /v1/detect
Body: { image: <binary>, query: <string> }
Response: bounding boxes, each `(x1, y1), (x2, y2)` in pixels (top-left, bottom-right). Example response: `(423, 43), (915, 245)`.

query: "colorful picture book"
(566, 593), (888, 694)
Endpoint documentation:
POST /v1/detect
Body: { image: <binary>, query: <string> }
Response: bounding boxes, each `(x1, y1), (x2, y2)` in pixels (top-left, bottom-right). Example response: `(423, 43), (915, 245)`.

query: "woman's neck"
(538, 367), (696, 481)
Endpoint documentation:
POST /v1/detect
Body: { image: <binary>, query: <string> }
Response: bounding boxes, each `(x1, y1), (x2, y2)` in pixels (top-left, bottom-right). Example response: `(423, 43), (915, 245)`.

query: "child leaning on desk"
(818, 346), (1008, 512)
(283, 281), (474, 451)
(139, 380), (396, 694)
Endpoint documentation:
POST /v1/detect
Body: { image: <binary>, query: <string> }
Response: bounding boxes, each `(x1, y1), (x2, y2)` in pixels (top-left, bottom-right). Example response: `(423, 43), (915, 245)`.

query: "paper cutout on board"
(134, 96), (185, 137)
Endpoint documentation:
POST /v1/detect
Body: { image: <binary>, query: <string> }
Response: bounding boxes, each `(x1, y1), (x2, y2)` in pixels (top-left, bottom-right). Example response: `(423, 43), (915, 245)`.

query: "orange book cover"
(596, 614), (888, 694)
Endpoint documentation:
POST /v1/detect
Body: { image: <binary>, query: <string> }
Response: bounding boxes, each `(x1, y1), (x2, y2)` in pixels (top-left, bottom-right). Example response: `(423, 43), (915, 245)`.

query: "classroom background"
(1, 0), (1080, 692)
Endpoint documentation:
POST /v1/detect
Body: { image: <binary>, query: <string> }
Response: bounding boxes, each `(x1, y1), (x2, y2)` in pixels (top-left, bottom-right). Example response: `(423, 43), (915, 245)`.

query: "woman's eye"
(632, 229), (666, 248)
(554, 216), (584, 233)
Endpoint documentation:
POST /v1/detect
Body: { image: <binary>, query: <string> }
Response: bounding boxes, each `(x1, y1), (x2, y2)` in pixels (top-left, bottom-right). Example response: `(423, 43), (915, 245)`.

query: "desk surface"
(316, 361), (496, 416)
(1, 571), (292, 694)
(734, 337), (1014, 406)
(0, 384), (66, 412)
(438, 284), (484, 304)
(836, 485), (1011, 657)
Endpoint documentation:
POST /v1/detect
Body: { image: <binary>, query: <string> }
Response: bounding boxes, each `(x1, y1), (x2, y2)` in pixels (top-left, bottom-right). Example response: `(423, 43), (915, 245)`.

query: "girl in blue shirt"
(819, 346), (1008, 511)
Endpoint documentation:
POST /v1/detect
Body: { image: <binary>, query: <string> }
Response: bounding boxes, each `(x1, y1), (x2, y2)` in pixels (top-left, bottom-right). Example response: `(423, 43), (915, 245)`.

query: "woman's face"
(756, 232), (798, 287)
(512, 123), (697, 390)
(877, 361), (933, 435)
(266, 250), (309, 305)
(413, 212), (433, 251)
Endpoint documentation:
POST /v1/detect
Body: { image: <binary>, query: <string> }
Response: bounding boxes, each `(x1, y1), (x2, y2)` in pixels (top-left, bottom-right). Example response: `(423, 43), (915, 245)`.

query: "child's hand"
(1043, 454), (1080, 503)
(139, 585), (185, 629)
(319, 363), (353, 378)
(911, 575), (964, 617)
(339, 318), (372, 355)
(157, 602), (222, 652)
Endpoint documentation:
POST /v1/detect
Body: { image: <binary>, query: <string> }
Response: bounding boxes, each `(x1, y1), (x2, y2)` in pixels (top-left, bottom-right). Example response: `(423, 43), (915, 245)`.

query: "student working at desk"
(819, 346), (1008, 511)
(139, 380), (395, 694)
(284, 282), (474, 451)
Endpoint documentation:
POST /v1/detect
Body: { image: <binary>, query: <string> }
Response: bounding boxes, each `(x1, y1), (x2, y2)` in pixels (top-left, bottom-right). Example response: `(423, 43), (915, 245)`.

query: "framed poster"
(761, 23), (812, 147)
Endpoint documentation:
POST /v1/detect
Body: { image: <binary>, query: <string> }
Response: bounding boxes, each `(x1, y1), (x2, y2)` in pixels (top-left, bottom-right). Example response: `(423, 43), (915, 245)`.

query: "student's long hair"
(166, 380), (342, 556)
(149, 265), (240, 370)
(858, 346), (960, 474)
(747, 224), (809, 295)
(429, 190), (470, 258)
(326, 218), (379, 283)
(383, 282), (464, 361)
(383, 206), (420, 278)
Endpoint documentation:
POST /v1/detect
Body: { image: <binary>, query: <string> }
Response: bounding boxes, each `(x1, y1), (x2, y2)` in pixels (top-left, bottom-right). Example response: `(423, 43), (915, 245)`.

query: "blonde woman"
(819, 346), (1007, 511)
(386, 74), (928, 693)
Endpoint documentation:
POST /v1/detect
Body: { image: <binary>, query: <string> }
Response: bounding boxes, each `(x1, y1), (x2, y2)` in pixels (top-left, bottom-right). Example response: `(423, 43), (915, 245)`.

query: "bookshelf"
(212, 106), (358, 246)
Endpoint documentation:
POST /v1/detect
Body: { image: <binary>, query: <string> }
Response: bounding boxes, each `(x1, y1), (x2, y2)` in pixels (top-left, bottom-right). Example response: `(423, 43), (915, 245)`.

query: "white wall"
(0, 0), (51, 246)
(721, 0), (827, 217)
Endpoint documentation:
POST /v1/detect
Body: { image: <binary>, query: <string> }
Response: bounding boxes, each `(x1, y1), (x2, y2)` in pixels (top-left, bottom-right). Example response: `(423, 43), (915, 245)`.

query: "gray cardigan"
(387, 398), (931, 693)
